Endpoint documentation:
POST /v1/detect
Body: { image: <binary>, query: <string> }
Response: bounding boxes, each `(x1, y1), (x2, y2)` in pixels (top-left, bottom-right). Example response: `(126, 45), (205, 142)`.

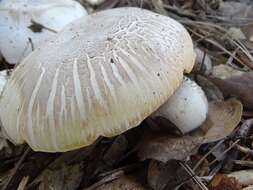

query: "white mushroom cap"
(152, 77), (208, 133)
(85, 0), (105, 6)
(0, 0), (87, 64)
(0, 7), (195, 152)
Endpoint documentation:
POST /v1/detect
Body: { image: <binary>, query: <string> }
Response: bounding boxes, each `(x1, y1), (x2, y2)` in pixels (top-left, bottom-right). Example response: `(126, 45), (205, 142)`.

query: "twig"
(235, 144), (253, 157)
(82, 170), (124, 190)
(236, 119), (253, 140)
(209, 139), (240, 166)
(233, 160), (253, 168)
(180, 162), (208, 190)
(2, 146), (30, 190)
(30, 20), (57, 33)
(17, 176), (29, 190)
(187, 26), (247, 67)
(97, 162), (143, 178)
(193, 139), (225, 171)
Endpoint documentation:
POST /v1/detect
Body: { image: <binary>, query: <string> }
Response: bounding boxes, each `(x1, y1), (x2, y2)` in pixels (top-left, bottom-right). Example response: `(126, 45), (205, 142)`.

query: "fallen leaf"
(103, 135), (128, 167)
(95, 175), (147, 190)
(147, 160), (190, 190)
(138, 99), (242, 162)
(228, 170), (253, 187)
(211, 72), (253, 110)
(200, 99), (243, 143)
(138, 133), (202, 162)
(209, 174), (242, 190)
(38, 164), (83, 190)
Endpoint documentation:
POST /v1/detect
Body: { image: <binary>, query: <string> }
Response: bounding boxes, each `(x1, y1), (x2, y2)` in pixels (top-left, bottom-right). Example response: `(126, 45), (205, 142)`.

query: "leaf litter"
(1, 0), (253, 189)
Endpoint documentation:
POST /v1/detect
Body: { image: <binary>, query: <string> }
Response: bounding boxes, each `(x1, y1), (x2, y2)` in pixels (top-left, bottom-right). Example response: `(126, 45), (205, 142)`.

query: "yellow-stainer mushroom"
(0, 7), (207, 152)
(0, 0), (88, 65)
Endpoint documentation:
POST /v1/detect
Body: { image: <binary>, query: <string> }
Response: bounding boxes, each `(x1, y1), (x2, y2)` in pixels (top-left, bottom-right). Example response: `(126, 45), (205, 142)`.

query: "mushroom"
(0, 0), (88, 64)
(0, 7), (204, 152)
(151, 77), (208, 133)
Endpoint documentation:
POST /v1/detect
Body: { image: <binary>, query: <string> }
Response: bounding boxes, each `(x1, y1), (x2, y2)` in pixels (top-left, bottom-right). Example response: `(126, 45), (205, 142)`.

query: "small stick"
(193, 139), (225, 171)
(82, 170), (124, 190)
(180, 162), (208, 190)
(209, 139), (240, 166)
(233, 160), (253, 168)
(2, 146), (30, 190)
(17, 176), (29, 190)
(235, 144), (253, 157)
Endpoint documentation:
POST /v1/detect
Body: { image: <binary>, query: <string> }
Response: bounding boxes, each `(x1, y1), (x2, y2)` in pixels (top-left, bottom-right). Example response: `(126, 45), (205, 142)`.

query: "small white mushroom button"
(0, 0), (88, 64)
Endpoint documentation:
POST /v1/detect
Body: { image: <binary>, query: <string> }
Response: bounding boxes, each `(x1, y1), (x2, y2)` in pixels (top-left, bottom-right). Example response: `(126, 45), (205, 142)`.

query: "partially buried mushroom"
(0, 7), (207, 152)
(0, 0), (87, 65)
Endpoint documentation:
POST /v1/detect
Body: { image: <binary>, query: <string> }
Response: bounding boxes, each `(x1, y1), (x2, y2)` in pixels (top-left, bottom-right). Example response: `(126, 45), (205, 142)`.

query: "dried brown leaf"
(138, 133), (202, 162)
(211, 72), (253, 110)
(138, 99), (242, 162)
(147, 160), (190, 190)
(103, 135), (128, 167)
(38, 164), (83, 190)
(200, 99), (243, 143)
(95, 175), (147, 190)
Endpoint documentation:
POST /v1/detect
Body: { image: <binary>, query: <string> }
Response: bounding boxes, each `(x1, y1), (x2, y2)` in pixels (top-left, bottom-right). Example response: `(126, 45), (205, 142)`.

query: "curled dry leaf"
(147, 160), (190, 190)
(138, 99), (242, 162)
(201, 99), (243, 143)
(138, 133), (202, 163)
(103, 135), (128, 167)
(38, 164), (83, 190)
(210, 72), (253, 110)
(94, 175), (147, 190)
(228, 170), (253, 187)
